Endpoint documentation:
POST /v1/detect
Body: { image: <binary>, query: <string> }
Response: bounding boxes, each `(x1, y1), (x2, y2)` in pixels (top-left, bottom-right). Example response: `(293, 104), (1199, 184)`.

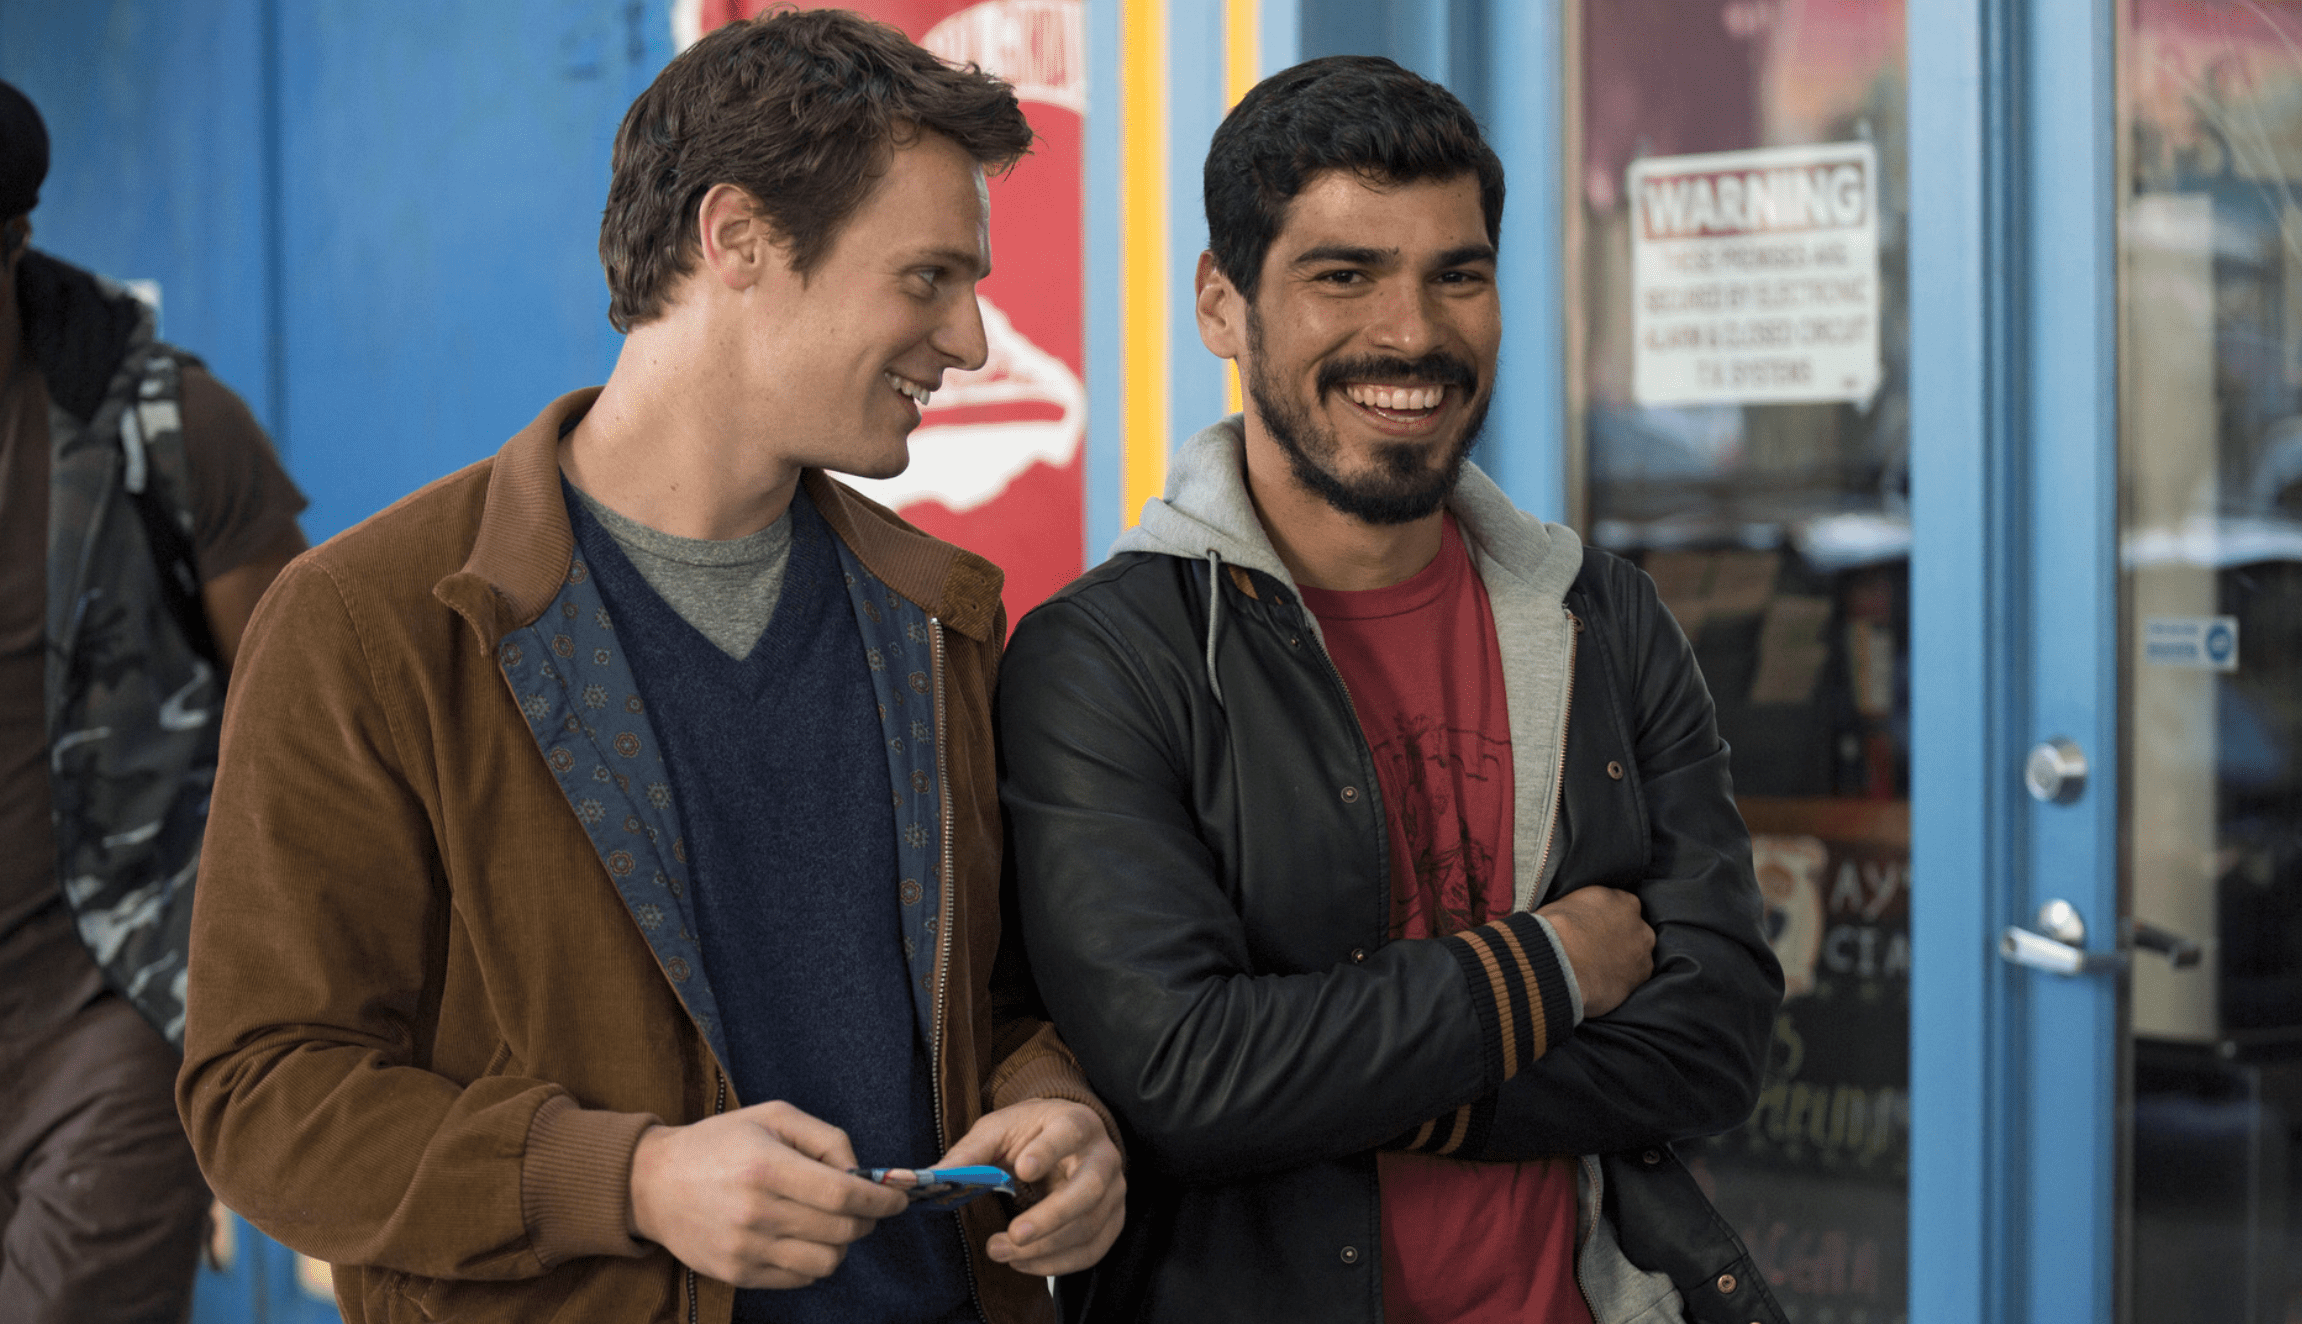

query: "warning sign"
(1629, 141), (1881, 407)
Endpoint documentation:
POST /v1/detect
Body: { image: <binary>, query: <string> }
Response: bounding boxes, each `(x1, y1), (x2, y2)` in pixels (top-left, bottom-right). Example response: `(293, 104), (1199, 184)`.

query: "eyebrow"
(907, 245), (991, 280)
(1435, 242), (1498, 268)
(1288, 242), (1498, 270)
(1292, 244), (1396, 268)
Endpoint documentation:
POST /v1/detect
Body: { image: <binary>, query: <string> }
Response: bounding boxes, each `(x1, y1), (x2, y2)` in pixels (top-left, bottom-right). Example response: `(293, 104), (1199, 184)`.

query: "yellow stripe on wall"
(1223, 0), (1258, 418)
(1121, 0), (1170, 528)
(1225, 0), (1259, 106)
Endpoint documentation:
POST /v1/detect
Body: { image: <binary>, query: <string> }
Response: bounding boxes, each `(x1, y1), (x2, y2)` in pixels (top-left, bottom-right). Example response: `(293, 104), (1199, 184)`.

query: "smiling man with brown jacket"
(176, 13), (1122, 1323)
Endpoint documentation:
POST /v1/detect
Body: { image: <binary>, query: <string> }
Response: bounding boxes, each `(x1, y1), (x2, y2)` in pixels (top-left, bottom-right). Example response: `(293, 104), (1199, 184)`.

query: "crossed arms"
(995, 560), (1782, 1181)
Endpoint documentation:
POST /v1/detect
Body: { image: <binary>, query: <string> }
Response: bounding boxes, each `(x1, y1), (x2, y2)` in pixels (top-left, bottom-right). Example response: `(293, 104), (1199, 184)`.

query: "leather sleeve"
(177, 558), (654, 1278)
(982, 866), (1126, 1151)
(1457, 554), (1785, 1160)
(966, 608), (1124, 1152)
(999, 587), (1570, 1183)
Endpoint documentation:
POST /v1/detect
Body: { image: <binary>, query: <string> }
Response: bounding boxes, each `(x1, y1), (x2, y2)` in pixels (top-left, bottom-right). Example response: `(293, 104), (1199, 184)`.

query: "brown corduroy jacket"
(178, 389), (1113, 1324)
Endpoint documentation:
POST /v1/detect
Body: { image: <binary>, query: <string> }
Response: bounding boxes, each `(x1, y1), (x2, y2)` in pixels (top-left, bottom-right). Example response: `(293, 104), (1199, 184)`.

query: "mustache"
(1315, 353), (1479, 398)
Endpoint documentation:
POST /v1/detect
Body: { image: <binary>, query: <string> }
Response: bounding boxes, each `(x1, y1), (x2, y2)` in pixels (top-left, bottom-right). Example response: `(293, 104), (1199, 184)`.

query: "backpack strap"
(117, 352), (223, 676)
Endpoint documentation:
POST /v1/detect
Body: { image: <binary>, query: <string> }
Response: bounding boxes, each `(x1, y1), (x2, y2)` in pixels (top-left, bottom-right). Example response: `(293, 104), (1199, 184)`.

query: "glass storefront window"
(2120, 5), (2302, 1319)
(1571, 4), (1911, 1320)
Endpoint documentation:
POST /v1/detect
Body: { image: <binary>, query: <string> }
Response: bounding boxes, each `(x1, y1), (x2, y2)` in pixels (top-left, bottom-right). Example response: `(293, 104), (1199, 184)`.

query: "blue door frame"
(1909, 2), (2123, 1322)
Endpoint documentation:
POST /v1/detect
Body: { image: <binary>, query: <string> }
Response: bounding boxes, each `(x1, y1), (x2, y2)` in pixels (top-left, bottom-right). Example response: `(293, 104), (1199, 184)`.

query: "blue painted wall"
(269, 0), (664, 539)
(0, 0), (279, 436)
(2, 0), (669, 542)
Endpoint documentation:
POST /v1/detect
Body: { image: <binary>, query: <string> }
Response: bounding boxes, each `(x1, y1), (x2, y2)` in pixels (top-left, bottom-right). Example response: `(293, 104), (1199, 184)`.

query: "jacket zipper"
(686, 1070), (727, 1324)
(927, 617), (989, 1324)
(1530, 608), (1580, 902)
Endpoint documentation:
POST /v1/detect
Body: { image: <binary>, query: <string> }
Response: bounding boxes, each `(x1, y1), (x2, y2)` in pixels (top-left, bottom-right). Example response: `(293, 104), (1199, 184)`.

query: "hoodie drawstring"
(1204, 548), (1226, 706)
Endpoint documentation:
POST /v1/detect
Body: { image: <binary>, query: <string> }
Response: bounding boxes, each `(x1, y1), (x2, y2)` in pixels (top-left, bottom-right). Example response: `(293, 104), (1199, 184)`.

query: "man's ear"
(1196, 251), (1245, 362)
(695, 183), (776, 292)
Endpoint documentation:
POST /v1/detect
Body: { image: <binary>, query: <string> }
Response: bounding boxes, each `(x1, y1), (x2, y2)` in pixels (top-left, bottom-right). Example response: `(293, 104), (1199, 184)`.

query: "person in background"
(0, 79), (307, 1322)
(177, 12), (1122, 1324)
(999, 57), (1786, 1323)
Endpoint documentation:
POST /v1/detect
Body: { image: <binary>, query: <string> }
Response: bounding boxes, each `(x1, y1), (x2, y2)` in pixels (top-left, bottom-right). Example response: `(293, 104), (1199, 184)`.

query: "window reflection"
(2121, 6), (2302, 1320)
(1574, 4), (1910, 1320)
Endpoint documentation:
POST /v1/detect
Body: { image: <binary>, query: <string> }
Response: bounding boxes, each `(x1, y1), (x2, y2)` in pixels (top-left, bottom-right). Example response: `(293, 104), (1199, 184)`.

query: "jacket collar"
(433, 388), (1005, 653)
(804, 468), (1005, 642)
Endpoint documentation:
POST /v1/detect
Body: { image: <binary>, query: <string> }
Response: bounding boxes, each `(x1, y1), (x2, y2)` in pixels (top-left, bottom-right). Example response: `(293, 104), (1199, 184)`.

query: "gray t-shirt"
(570, 483), (793, 660)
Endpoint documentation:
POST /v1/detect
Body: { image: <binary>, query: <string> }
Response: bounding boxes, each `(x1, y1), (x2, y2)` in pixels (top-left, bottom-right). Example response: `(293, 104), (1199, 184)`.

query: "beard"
(1243, 306), (1490, 527)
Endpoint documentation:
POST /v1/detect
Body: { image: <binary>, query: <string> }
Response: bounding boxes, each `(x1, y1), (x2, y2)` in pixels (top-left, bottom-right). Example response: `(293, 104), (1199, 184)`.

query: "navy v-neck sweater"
(568, 486), (973, 1324)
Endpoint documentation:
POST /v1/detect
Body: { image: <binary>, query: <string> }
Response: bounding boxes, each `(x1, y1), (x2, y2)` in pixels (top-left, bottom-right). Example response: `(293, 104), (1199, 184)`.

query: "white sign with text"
(1629, 141), (1881, 407)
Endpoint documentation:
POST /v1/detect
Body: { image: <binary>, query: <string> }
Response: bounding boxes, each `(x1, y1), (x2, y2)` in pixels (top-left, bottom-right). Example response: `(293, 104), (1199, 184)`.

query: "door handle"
(2127, 918), (2203, 969)
(1998, 900), (2205, 976)
(2000, 920), (2128, 975)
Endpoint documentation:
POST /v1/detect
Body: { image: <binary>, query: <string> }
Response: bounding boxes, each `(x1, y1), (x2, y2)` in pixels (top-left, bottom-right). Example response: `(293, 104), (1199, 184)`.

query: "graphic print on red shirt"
(1297, 515), (1591, 1324)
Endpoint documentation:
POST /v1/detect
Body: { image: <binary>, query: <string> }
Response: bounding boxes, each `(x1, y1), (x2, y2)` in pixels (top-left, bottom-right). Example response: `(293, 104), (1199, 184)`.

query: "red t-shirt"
(1298, 515), (1590, 1324)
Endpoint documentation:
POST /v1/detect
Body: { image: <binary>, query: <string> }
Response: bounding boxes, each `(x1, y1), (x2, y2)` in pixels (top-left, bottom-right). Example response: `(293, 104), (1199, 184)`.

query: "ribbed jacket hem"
(521, 1094), (659, 1268)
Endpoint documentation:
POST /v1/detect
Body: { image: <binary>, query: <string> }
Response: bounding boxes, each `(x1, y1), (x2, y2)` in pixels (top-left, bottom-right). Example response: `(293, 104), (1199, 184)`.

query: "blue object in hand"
(852, 1165), (1017, 1211)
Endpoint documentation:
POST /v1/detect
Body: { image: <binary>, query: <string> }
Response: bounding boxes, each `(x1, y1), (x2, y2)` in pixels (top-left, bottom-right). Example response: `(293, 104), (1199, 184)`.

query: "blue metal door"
(1908, 0), (2122, 1320)
(1913, 3), (2302, 1321)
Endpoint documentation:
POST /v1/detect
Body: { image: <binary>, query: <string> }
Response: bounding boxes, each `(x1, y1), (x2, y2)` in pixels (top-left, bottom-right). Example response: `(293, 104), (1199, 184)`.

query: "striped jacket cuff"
(1388, 1095), (1499, 1157)
(1438, 910), (1575, 1088)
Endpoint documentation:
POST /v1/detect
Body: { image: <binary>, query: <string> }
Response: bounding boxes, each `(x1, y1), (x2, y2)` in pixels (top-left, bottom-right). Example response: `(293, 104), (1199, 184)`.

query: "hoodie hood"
(1110, 416), (1298, 585)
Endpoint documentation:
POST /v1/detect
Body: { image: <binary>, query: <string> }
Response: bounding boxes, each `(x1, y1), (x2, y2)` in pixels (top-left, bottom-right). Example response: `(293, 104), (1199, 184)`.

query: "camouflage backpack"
(31, 251), (217, 1048)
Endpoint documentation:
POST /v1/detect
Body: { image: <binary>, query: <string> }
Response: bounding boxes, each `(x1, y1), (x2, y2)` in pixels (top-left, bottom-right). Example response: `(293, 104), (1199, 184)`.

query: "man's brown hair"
(599, 7), (1032, 332)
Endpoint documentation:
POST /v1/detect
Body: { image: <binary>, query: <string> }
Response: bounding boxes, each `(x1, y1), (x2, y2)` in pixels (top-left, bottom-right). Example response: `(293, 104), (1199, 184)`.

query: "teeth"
(885, 372), (932, 406)
(1344, 383), (1444, 412)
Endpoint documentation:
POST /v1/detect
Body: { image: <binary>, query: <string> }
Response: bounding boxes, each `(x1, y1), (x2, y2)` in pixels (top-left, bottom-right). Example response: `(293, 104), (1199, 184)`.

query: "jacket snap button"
(1340, 785), (1359, 803)
(1350, 948), (1367, 963)
(1340, 1245), (1359, 1265)
(1717, 1273), (1737, 1294)
(1606, 761), (1625, 780)
(1641, 1149), (1663, 1166)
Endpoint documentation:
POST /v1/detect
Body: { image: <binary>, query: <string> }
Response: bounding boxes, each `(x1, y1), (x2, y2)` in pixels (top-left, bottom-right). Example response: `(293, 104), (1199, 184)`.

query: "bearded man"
(997, 56), (1786, 1324)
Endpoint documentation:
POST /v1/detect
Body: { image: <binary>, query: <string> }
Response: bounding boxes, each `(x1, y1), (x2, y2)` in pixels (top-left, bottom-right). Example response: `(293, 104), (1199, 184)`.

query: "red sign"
(683, 0), (1087, 630)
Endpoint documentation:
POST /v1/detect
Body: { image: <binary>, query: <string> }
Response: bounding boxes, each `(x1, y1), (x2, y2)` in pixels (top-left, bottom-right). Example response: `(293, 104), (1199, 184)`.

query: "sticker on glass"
(2142, 616), (2239, 671)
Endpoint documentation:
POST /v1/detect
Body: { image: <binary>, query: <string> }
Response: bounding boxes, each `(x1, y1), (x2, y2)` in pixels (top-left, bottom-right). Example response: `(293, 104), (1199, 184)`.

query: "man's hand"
(1537, 885), (1655, 1019)
(628, 1100), (908, 1290)
(934, 1099), (1125, 1276)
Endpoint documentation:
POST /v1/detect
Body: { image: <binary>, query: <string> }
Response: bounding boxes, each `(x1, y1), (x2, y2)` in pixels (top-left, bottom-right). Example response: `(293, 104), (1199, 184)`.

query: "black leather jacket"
(1000, 527), (1787, 1324)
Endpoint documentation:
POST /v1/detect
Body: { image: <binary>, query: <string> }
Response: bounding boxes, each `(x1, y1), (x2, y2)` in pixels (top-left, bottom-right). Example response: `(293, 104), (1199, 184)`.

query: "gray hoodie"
(1109, 415), (1691, 1324)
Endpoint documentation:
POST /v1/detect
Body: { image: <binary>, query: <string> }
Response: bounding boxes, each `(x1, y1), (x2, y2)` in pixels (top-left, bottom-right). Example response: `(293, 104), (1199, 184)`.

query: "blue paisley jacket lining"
(494, 486), (957, 1067)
